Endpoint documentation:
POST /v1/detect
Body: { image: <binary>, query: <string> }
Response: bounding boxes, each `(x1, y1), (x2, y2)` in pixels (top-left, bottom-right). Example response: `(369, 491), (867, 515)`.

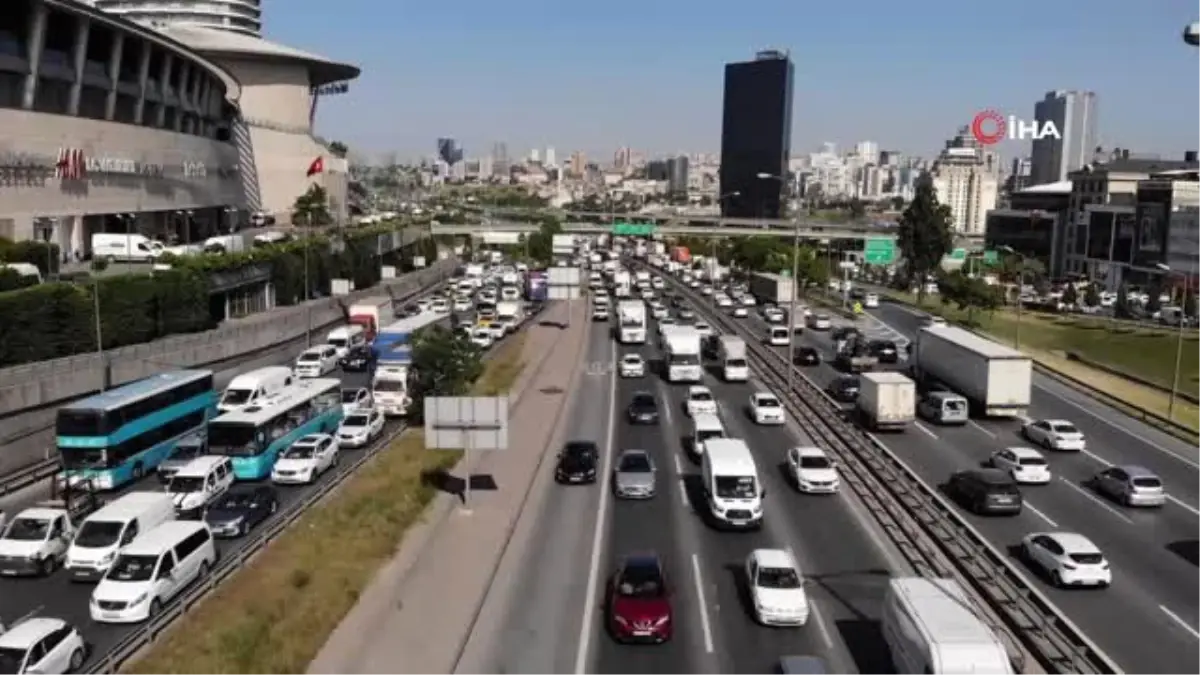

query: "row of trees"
(669, 235), (832, 289)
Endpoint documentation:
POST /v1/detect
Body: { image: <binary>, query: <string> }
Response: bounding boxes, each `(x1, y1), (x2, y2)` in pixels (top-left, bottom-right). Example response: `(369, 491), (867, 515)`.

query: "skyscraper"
(667, 156), (690, 195)
(719, 50), (794, 219)
(92, 0), (263, 36)
(1030, 90), (1098, 186)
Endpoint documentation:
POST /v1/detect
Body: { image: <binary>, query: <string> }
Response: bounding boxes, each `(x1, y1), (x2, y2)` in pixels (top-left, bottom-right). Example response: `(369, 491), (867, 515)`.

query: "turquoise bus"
(206, 377), (343, 480)
(56, 370), (218, 490)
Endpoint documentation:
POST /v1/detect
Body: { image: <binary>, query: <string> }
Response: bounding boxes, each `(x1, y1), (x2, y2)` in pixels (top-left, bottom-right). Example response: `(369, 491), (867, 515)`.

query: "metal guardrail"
(84, 302), (549, 674)
(0, 269), (456, 499)
(653, 264), (1122, 675)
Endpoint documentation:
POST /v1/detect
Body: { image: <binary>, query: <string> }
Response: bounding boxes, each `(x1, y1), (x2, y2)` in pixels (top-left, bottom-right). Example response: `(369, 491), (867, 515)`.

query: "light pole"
(998, 245), (1027, 349)
(758, 172), (801, 392)
(1155, 263), (1187, 420)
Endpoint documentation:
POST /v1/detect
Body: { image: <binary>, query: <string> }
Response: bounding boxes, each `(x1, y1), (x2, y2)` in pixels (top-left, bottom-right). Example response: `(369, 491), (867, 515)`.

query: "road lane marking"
(914, 421), (939, 439)
(678, 478), (689, 508)
(1023, 500), (1058, 527)
(690, 553), (716, 654)
(1057, 477), (1134, 524)
(1160, 604), (1200, 640)
(673, 453), (683, 474)
(573, 340), (617, 674)
(1167, 494), (1200, 517)
(785, 546), (836, 649)
(968, 420), (996, 438)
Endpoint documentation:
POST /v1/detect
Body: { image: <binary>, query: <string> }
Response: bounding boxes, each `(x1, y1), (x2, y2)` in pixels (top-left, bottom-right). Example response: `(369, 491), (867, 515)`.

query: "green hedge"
(0, 239), (60, 275)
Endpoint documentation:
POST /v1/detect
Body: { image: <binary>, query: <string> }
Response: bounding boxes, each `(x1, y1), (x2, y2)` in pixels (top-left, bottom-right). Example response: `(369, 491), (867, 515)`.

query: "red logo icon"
(971, 110), (1007, 146)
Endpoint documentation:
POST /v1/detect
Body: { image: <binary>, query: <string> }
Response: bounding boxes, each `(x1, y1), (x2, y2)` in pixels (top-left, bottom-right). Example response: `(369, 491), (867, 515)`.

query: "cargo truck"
(663, 326), (702, 382)
(671, 246), (692, 264)
(857, 371), (916, 431)
(614, 270), (632, 297)
(372, 313), (445, 416)
(348, 296), (395, 341)
(716, 335), (749, 381)
(526, 272), (548, 302)
(911, 324), (1032, 417)
(617, 300), (647, 343)
(749, 272), (794, 305)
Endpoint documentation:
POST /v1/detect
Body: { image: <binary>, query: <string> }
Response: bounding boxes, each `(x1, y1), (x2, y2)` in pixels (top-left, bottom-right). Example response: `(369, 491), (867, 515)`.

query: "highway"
(716, 290), (1200, 674)
(486, 318), (907, 674)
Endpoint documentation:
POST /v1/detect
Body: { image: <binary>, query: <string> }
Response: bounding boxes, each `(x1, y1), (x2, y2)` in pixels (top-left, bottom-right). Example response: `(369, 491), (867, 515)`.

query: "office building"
(544, 146), (556, 168)
(930, 127), (999, 235)
(90, 0), (262, 37)
(1030, 90), (1098, 186)
(719, 49), (794, 219)
(667, 156), (689, 195)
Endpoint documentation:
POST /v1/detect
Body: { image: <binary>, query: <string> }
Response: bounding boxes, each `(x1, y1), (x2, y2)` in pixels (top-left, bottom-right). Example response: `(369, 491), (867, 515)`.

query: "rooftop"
(1016, 181), (1072, 195)
(155, 24), (361, 86)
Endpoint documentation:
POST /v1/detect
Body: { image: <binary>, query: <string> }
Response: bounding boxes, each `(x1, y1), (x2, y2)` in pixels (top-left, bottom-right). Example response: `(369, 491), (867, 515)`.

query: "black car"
(793, 346), (821, 366)
(556, 441), (600, 484)
(339, 344), (375, 372)
(945, 469), (1023, 516)
(627, 392), (660, 424)
(204, 485), (279, 538)
(827, 375), (860, 402)
(400, 303), (421, 317)
(869, 339), (899, 364)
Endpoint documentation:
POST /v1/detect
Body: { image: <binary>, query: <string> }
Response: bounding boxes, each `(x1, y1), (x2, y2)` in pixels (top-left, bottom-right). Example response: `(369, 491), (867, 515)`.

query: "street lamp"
(998, 245), (1028, 349)
(1155, 263), (1187, 420)
(759, 172), (802, 393)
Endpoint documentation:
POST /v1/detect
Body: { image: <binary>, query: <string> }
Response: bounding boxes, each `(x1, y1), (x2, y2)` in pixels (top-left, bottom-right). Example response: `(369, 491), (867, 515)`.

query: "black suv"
(627, 392), (660, 424)
(945, 469), (1023, 516)
(868, 339), (899, 364)
(827, 375), (860, 402)
(556, 441), (600, 484)
(339, 344), (374, 372)
(793, 346), (821, 366)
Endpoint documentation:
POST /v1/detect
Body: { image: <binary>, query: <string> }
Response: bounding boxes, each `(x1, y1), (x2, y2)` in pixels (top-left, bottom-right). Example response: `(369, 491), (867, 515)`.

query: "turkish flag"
(306, 156), (324, 177)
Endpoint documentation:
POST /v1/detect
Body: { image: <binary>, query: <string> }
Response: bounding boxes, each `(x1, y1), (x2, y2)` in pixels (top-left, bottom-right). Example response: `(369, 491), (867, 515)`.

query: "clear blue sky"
(267, 0), (1199, 162)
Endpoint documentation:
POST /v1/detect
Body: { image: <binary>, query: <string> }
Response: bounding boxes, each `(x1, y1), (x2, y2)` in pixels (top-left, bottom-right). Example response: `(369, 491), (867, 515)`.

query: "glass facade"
(718, 52), (793, 220)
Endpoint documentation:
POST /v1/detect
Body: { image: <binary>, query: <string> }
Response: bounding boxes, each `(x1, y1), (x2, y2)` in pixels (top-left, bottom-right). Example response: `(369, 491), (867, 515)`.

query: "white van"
(202, 234), (246, 254)
(219, 366), (294, 412)
(767, 325), (791, 346)
(690, 412), (726, 457)
(91, 233), (163, 262)
(882, 577), (1013, 674)
(64, 492), (176, 582)
(325, 325), (367, 359)
(89, 521), (217, 624)
(701, 438), (764, 529)
(0, 262), (42, 284)
(166, 456), (235, 517)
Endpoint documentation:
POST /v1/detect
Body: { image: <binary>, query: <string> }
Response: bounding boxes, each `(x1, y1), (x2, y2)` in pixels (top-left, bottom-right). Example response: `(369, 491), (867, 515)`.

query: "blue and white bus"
(56, 370), (218, 490)
(206, 377), (343, 480)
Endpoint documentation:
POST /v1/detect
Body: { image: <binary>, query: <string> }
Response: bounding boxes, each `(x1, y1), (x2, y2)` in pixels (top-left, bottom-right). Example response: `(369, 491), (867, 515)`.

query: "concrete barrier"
(0, 258), (456, 424)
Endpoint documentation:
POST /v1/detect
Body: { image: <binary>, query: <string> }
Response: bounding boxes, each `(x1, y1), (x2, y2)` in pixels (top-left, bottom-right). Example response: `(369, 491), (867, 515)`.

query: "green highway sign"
(611, 222), (656, 236)
(983, 250), (1000, 264)
(863, 237), (896, 265)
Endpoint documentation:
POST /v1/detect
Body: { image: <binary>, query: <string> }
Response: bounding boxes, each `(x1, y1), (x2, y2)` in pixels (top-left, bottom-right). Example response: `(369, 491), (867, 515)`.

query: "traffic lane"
(646, 378), (847, 675)
(595, 359), (716, 675)
(866, 422), (1199, 673)
(482, 323), (612, 674)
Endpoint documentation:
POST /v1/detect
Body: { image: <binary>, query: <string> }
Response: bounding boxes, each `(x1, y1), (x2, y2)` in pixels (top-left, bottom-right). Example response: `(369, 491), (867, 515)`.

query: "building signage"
(183, 161), (207, 178)
(0, 150), (51, 186)
(86, 156), (164, 177)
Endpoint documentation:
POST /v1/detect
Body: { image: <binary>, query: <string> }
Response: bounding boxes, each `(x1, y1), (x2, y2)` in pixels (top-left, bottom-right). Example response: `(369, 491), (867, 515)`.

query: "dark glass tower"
(719, 50), (794, 219)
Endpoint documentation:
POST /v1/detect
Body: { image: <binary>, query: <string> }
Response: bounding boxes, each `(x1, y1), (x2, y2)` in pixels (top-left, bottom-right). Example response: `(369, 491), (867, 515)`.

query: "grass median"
(124, 332), (531, 674)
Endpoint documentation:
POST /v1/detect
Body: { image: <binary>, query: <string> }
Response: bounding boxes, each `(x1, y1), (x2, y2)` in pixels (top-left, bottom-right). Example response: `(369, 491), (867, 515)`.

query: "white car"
(693, 322), (713, 339)
(271, 434), (339, 485)
(430, 298), (450, 313)
(416, 299), (432, 312)
(640, 288), (655, 301)
(452, 298), (472, 312)
(337, 408), (385, 448)
(651, 277), (664, 289)
(746, 549), (809, 626)
(786, 446), (840, 494)
(0, 507), (73, 577)
(619, 354), (646, 378)
(649, 303), (669, 319)
(471, 328), (494, 348)
(715, 294), (733, 307)
(863, 293), (880, 308)
(0, 617), (88, 674)
(294, 345), (338, 378)
(1020, 532), (1111, 588)
(732, 305), (749, 318)
(685, 386), (718, 417)
(700, 285), (714, 296)
(989, 447), (1052, 484)
(806, 314), (832, 331)
(740, 295), (757, 306)
(763, 308), (785, 324)
(748, 392), (785, 425)
(1022, 419), (1086, 451)
(340, 387), (373, 413)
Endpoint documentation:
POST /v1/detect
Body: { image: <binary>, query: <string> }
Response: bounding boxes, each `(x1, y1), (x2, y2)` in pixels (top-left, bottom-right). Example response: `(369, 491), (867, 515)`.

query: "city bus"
(206, 377), (343, 480)
(55, 370), (218, 490)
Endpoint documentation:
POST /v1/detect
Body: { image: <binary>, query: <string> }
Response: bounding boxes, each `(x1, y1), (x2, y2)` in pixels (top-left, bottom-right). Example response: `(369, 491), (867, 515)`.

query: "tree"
(526, 218), (563, 265)
(1115, 284), (1132, 318)
(1184, 291), (1197, 318)
(897, 175), (953, 305)
(407, 326), (484, 424)
(848, 199), (866, 220)
(1061, 284), (1078, 306)
(1083, 284), (1101, 308)
(327, 141), (349, 158)
(292, 185), (332, 226)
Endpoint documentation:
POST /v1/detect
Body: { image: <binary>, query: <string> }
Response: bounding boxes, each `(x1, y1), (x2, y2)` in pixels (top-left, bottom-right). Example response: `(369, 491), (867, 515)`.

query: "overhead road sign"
(611, 222), (656, 236)
(864, 238), (896, 265)
(424, 396), (508, 508)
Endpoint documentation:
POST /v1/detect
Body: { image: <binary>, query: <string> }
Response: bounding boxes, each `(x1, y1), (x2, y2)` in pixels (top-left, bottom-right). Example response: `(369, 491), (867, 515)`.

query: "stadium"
(0, 0), (360, 259)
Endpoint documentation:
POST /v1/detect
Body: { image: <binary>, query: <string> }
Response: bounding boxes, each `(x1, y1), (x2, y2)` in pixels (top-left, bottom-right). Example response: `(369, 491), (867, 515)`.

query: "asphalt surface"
(722, 293), (1200, 674)
(487, 316), (907, 674)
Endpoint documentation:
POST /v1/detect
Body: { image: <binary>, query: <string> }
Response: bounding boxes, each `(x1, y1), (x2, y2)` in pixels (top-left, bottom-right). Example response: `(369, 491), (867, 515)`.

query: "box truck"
(911, 324), (1032, 418)
(348, 296), (395, 341)
(857, 371), (916, 431)
(716, 335), (749, 381)
(749, 272), (794, 305)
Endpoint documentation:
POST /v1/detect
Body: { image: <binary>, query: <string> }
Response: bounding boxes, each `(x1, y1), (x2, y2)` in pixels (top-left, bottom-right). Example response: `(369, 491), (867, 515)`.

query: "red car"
(607, 552), (673, 643)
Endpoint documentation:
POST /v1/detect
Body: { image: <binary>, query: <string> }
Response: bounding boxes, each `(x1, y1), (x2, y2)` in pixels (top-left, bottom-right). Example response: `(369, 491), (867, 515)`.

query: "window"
(0, 72), (22, 109)
(32, 78), (70, 114)
(174, 528), (209, 560)
(78, 85), (108, 120)
(118, 38), (141, 85)
(156, 551), (175, 578)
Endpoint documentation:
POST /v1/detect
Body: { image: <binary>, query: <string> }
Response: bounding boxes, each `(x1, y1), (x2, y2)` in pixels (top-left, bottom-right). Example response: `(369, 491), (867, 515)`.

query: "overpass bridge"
(431, 220), (897, 242)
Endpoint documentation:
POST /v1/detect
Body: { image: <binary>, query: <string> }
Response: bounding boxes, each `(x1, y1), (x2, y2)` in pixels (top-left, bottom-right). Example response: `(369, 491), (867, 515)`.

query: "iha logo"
(971, 109), (1061, 145)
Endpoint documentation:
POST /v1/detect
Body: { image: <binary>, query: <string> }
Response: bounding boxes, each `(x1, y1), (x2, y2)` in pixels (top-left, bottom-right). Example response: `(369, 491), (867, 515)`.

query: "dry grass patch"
(124, 335), (532, 674)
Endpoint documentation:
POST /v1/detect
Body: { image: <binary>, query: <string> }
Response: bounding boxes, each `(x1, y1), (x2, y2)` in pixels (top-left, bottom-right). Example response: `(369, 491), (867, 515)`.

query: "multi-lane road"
(485, 318), (911, 674)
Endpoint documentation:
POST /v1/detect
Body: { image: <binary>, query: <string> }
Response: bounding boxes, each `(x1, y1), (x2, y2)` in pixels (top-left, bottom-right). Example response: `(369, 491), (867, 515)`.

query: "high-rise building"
(492, 142), (509, 179)
(931, 127), (999, 235)
(529, 148), (540, 163)
(1030, 90), (1098, 186)
(667, 156), (690, 195)
(91, 0), (263, 36)
(545, 147), (557, 168)
(855, 141), (880, 164)
(719, 49), (794, 219)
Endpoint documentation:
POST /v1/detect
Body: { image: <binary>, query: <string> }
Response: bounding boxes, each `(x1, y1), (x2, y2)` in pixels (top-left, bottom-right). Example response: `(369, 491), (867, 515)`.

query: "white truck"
(858, 371), (916, 431)
(0, 485), (101, 577)
(911, 324), (1032, 418)
(663, 326), (703, 382)
(614, 270), (632, 297)
(616, 300), (647, 344)
(749, 271), (794, 305)
(495, 300), (522, 334)
(716, 335), (749, 381)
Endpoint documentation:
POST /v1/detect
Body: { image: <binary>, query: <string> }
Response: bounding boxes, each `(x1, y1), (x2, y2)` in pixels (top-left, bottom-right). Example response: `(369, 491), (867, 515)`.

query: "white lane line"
(673, 453), (683, 474)
(914, 421), (939, 439)
(1023, 500), (1059, 527)
(968, 420), (996, 438)
(1057, 477), (1134, 524)
(678, 478), (689, 508)
(784, 546), (835, 649)
(1160, 605), (1200, 640)
(661, 390), (675, 427)
(690, 553), (716, 654)
(1167, 494), (1200, 517)
(573, 341), (617, 675)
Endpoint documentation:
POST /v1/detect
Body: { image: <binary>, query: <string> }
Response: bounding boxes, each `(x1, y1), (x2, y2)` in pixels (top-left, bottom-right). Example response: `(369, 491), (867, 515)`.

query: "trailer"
(348, 296), (395, 341)
(857, 371), (916, 431)
(748, 272), (794, 305)
(911, 324), (1032, 417)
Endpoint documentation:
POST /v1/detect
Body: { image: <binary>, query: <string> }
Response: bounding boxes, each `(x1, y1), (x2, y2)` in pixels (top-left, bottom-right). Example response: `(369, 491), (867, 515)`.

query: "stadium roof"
(157, 24), (361, 86)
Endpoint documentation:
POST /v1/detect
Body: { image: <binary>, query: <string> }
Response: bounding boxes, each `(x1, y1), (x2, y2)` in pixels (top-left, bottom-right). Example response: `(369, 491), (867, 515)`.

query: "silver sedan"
(613, 449), (657, 499)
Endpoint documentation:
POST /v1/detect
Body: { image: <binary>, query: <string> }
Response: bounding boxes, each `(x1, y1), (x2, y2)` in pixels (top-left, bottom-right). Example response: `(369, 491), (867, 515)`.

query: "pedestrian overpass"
(429, 219), (897, 242)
